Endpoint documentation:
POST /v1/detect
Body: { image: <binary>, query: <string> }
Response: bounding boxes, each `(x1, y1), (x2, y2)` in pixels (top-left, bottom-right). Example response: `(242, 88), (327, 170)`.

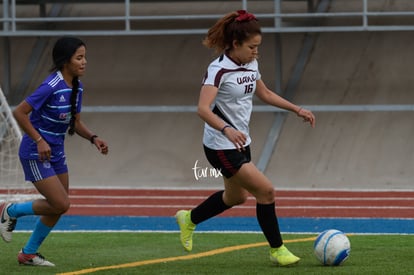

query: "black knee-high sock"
(190, 190), (231, 225)
(256, 202), (283, 248)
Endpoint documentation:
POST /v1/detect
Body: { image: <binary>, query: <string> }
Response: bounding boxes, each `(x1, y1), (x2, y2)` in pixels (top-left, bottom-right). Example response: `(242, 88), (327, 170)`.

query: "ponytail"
(50, 36), (85, 136)
(68, 77), (79, 135)
(203, 10), (260, 53)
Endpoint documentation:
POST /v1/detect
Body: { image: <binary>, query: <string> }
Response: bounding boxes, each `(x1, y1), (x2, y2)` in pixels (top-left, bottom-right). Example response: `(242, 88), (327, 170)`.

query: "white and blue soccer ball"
(313, 229), (351, 266)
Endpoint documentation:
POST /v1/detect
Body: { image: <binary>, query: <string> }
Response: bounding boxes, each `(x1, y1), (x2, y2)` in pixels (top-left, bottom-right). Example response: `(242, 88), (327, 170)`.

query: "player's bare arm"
(198, 85), (247, 150)
(255, 79), (315, 127)
(73, 113), (109, 155)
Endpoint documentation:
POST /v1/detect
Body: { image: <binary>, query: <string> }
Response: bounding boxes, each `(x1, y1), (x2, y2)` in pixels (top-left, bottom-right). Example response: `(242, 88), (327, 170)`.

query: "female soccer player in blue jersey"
(0, 36), (108, 266)
(176, 10), (315, 267)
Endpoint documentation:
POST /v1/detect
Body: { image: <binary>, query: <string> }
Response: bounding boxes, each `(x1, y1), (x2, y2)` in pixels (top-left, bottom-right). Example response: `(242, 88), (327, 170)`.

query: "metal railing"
(2, 0), (414, 173)
(2, 0), (414, 36)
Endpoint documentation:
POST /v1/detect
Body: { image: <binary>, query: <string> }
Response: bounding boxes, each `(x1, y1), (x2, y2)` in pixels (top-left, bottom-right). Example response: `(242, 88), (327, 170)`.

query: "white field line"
(69, 204), (414, 210)
(68, 195), (414, 201)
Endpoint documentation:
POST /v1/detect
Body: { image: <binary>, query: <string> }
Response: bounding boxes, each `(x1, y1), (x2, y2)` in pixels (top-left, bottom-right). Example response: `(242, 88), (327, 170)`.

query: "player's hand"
(93, 137), (109, 155)
(297, 107), (316, 128)
(37, 139), (52, 161)
(223, 127), (247, 152)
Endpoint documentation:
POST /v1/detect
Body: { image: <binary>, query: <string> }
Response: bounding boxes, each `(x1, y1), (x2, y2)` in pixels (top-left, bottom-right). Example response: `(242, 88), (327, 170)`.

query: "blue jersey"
(19, 71), (83, 160)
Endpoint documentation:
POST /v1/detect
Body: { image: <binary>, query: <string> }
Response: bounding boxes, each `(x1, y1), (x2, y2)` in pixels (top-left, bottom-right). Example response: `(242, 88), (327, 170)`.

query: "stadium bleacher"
(1, 0), (414, 190)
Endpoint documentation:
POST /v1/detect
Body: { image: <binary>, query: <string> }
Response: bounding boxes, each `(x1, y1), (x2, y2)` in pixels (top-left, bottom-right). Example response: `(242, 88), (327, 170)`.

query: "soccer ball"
(313, 229), (351, 266)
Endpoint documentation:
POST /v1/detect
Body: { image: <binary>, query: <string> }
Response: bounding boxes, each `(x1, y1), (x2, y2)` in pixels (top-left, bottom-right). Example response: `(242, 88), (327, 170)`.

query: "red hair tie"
(235, 10), (257, 22)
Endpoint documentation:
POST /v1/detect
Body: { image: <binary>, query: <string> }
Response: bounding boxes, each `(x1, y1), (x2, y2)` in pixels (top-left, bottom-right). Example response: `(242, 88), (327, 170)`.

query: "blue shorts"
(203, 145), (251, 178)
(20, 156), (68, 183)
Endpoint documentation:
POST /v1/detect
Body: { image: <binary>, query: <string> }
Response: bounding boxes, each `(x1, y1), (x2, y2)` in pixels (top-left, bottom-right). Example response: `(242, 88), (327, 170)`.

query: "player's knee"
(256, 187), (275, 204)
(233, 195), (248, 206)
(53, 199), (70, 214)
(225, 193), (248, 206)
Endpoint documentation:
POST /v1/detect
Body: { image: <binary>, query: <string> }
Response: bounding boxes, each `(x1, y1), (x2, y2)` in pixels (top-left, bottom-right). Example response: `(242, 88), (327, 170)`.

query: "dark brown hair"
(51, 36), (85, 136)
(203, 10), (261, 53)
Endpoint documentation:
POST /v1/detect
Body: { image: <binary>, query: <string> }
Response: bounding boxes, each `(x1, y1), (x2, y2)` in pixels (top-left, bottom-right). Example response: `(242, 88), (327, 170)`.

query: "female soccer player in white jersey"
(0, 36), (109, 266)
(176, 10), (315, 267)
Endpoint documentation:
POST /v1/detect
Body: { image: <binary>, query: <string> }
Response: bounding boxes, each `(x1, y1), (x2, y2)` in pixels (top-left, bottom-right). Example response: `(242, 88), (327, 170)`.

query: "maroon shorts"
(203, 145), (251, 178)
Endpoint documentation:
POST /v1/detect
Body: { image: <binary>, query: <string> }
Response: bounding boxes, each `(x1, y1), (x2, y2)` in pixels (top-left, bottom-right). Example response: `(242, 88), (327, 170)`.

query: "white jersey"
(202, 53), (261, 150)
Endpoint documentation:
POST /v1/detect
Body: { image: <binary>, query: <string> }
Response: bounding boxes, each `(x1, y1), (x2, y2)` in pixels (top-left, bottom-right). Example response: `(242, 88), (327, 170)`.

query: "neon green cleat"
(175, 210), (196, 252)
(269, 245), (300, 266)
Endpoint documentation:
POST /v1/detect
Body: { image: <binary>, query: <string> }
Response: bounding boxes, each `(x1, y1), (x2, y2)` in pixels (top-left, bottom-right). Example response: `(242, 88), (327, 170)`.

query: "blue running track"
(15, 216), (414, 234)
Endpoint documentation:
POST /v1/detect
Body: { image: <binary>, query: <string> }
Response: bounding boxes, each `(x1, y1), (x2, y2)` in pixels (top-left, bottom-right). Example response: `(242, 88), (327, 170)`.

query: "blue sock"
(23, 219), (53, 254)
(7, 201), (35, 218)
